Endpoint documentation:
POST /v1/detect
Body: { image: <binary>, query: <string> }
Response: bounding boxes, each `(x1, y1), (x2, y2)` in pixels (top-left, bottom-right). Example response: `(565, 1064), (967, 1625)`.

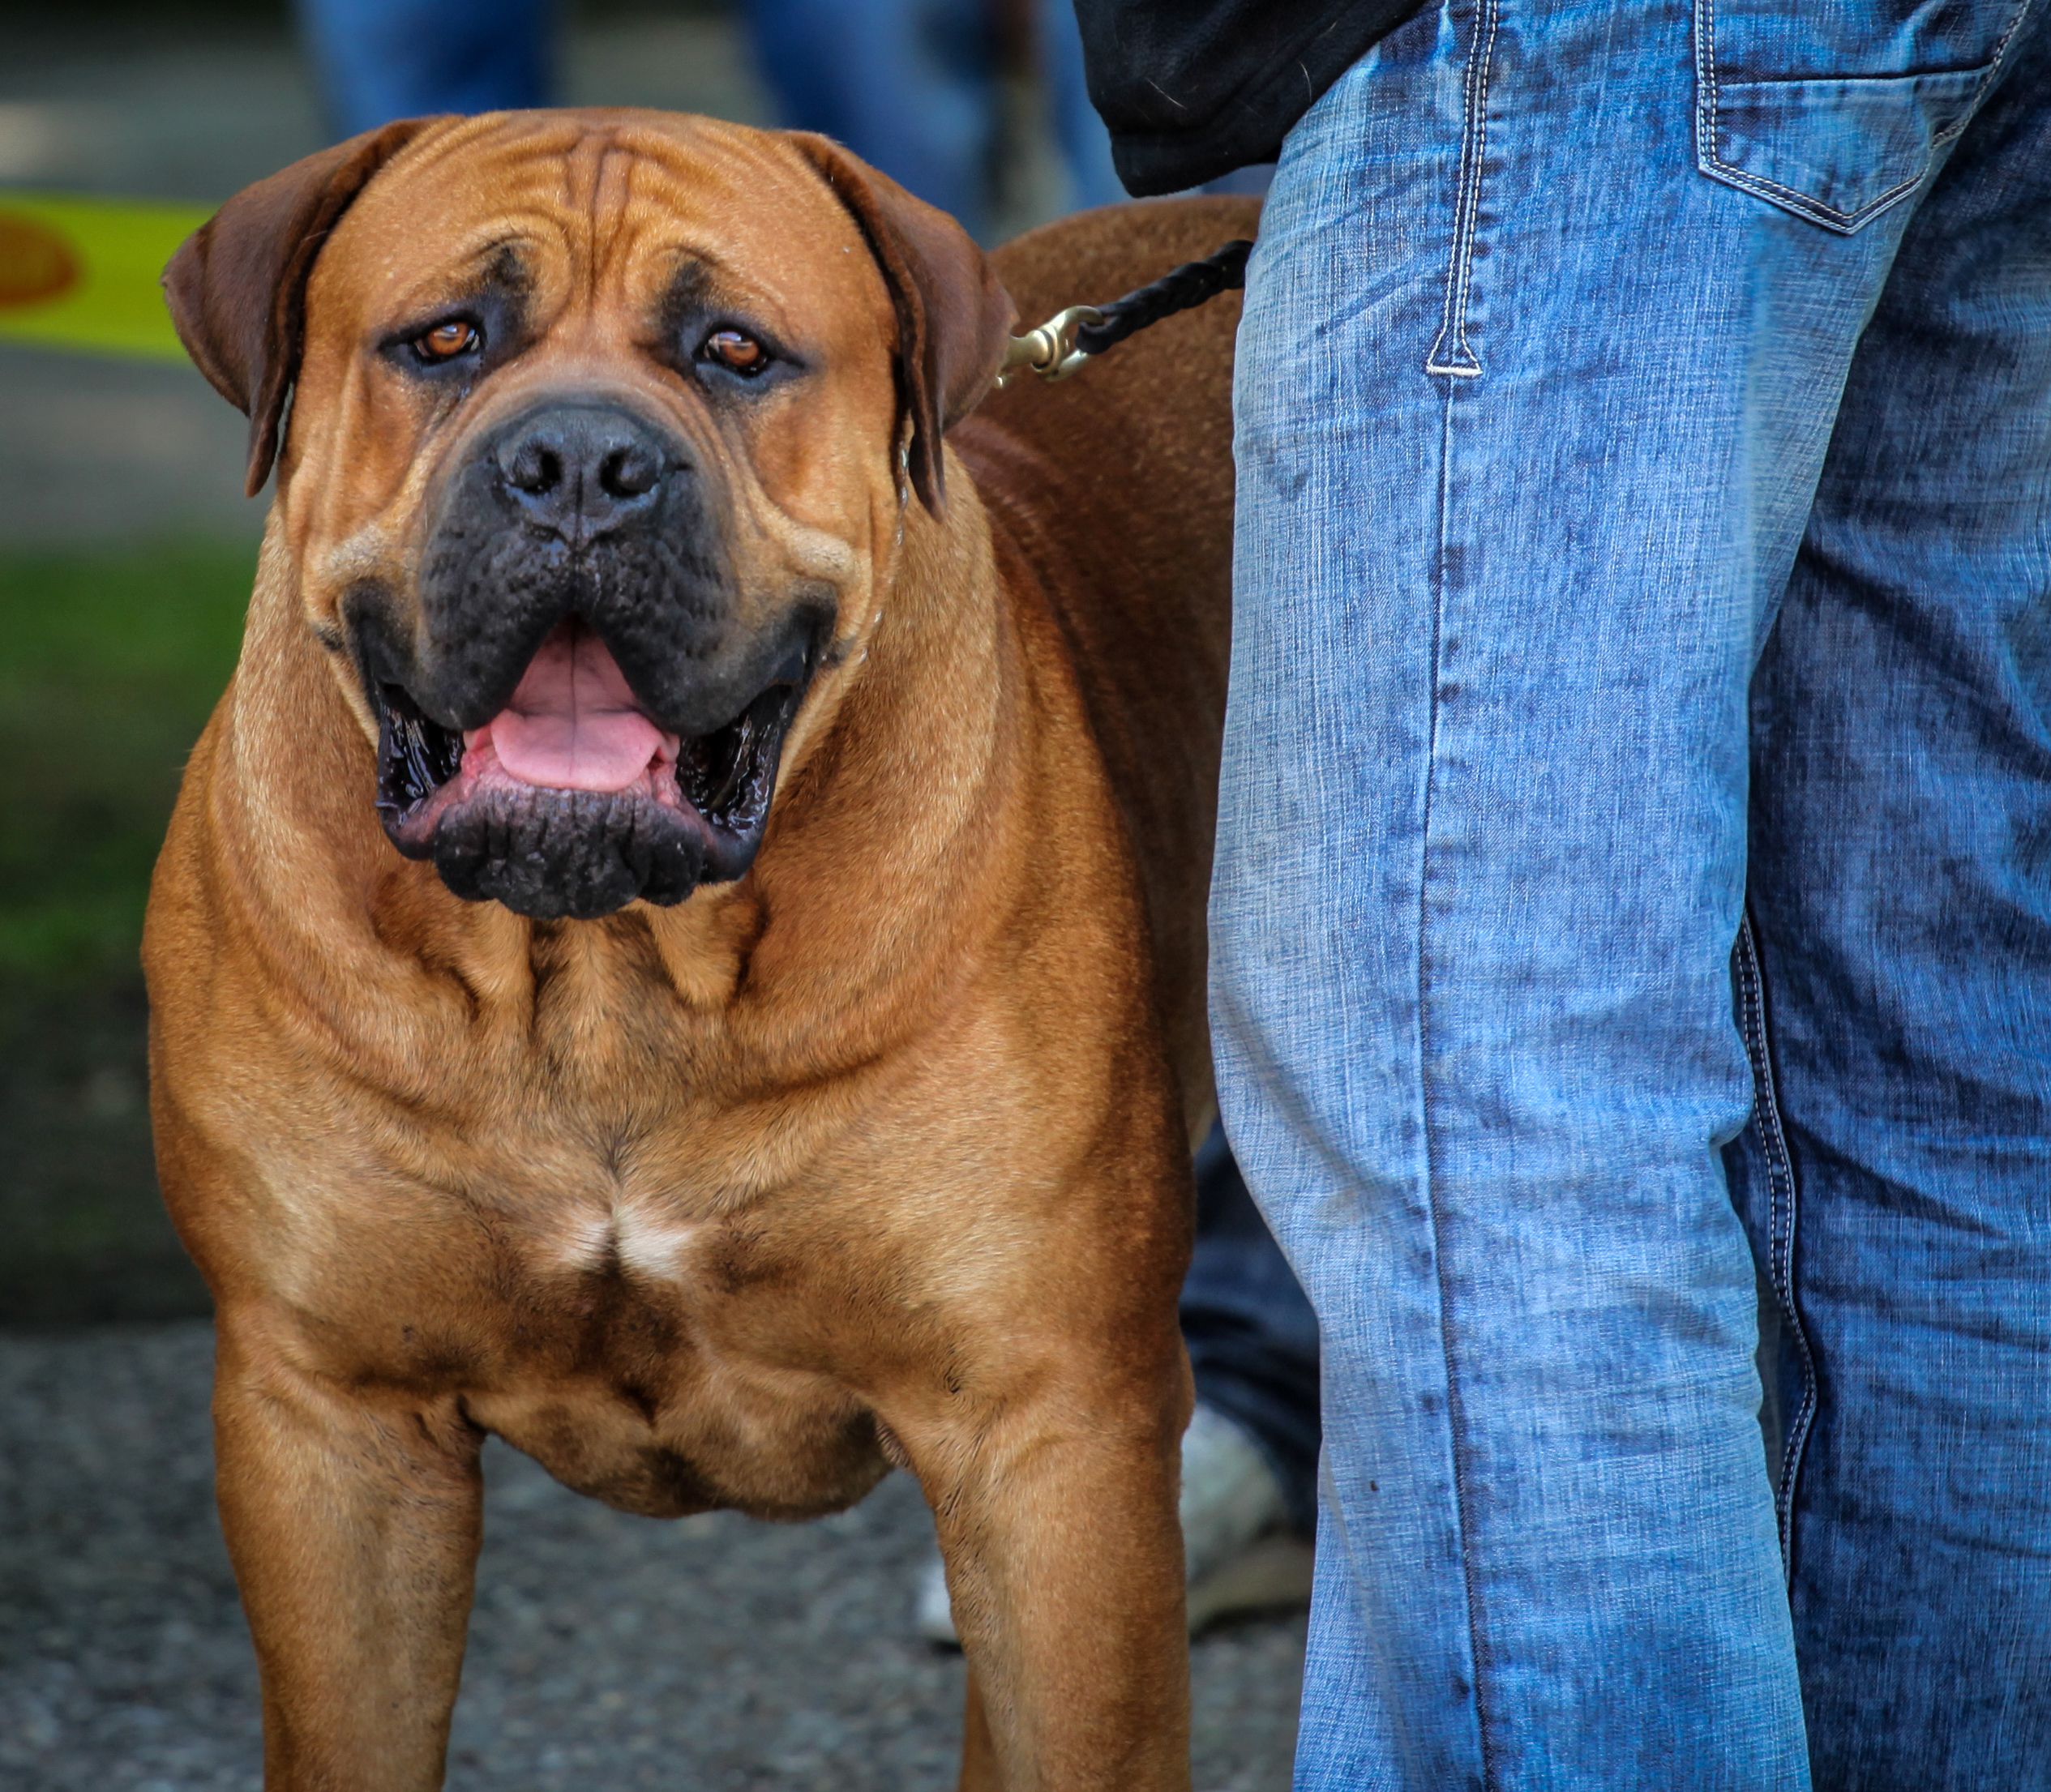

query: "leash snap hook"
(997, 305), (1104, 388)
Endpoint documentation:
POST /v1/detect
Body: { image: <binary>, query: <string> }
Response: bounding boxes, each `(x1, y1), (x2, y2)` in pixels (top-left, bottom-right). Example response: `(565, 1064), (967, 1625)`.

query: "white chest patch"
(546, 1200), (704, 1281)
(613, 1207), (704, 1279)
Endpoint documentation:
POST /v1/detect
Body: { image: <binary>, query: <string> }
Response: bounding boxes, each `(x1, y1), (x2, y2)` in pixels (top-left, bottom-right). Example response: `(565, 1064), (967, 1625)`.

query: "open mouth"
(371, 618), (807, 919)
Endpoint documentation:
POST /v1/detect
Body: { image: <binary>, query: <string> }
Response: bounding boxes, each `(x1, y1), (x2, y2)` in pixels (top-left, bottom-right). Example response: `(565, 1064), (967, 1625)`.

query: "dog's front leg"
(910, 1382), (1193, 1792)
(212, 1319), (484, 1792)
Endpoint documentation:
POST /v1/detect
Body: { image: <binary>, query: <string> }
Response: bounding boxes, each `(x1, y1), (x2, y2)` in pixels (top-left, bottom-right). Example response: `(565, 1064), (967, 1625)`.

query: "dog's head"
(165, 111), (1014, 920)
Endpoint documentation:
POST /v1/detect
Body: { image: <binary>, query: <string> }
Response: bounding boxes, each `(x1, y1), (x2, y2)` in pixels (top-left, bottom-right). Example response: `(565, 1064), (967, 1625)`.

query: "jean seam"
(1427, 0), (1500, 379)
(1420, 379), (1494, 1792)
(1735, 913), (1817, 1577)
(1694, 0), (2036, 233)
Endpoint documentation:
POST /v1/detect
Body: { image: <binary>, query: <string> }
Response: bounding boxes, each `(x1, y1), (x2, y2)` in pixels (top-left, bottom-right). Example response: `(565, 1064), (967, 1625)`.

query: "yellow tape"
(0, 193), (210, 361)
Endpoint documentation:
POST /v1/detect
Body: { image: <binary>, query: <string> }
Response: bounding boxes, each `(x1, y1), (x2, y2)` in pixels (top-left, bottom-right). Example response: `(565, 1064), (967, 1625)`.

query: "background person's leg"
(295, 0), (553, 135)
(1038, 0), (1125, 213)
(1741, 21), (2051, 1785)
(1214, 0), (2008, 1783)
(747, 0), (997, 238)
(1182, 1126), (1320, 1536)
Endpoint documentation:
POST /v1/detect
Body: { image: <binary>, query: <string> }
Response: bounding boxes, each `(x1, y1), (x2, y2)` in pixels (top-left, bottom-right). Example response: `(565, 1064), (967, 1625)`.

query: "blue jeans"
(1215, 2), (2051, 1787)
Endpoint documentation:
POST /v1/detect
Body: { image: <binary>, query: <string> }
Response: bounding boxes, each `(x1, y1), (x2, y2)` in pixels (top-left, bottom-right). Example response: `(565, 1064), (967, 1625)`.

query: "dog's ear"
(164, 118), (444, 498)
(786, 134), (1017, 515)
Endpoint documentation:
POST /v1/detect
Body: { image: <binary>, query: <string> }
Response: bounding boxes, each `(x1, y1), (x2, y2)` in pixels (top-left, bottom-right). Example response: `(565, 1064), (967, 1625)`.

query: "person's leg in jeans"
(295, 0), (553, 136)
(1214, 1), (2046, 1785)
(1736, 22), (2051, 1782)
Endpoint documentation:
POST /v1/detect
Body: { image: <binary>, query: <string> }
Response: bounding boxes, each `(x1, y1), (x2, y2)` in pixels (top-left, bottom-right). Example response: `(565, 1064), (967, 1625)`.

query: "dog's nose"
(492, 404), (674, 540)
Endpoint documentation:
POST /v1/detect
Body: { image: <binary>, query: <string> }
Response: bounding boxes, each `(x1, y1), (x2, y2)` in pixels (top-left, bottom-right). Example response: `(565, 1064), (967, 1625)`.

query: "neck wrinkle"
(646, 467), (1026, 1049)
(204, 521), (542, 1060)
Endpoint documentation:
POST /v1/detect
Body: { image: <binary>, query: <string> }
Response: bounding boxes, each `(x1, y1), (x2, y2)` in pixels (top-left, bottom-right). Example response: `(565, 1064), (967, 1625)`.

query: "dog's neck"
(198, 464), (1034, 1076)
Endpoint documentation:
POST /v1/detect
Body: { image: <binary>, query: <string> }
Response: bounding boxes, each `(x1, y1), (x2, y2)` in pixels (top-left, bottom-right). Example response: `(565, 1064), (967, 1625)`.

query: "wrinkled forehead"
(307, 110), (888, 342)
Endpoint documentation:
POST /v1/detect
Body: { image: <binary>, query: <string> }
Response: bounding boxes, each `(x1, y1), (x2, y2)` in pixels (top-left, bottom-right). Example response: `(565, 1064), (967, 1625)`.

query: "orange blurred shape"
(0, 211), (80, 311)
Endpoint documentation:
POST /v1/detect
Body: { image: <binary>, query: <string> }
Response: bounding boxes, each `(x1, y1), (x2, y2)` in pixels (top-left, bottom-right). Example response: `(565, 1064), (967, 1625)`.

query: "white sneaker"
(913, 1402), (1313, 1644)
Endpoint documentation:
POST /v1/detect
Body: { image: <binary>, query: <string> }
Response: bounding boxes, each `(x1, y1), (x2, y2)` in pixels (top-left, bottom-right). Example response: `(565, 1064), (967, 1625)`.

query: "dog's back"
(963, 195), (1256, 1131)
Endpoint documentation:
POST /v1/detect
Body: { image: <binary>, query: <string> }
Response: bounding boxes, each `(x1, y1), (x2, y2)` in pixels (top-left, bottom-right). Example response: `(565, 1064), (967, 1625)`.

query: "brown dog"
(146, 109), (1249, 1791)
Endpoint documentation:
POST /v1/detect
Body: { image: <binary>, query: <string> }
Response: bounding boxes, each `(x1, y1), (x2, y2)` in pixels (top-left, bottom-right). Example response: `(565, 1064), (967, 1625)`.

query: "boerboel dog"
(147, 109), (1249, 1791)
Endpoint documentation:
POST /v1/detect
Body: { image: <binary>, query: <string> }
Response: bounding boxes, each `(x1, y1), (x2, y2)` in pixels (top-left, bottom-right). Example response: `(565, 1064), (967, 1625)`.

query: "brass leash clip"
(996, 305), (1104, 388)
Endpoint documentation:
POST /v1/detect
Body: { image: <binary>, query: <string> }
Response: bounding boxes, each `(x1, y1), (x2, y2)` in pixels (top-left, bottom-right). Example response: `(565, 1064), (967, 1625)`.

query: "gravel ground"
(1, 1323), (1304, 1790)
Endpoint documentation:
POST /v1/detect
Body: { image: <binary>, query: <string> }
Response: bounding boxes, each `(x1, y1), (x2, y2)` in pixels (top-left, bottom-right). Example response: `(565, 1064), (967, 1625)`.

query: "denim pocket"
(1694, 0), (2034, 231)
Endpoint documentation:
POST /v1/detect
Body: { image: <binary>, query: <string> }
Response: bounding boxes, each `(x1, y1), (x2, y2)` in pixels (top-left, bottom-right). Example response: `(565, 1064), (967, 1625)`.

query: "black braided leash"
(1073, 237), (1254, 358)
(996, 237), (1255, 387)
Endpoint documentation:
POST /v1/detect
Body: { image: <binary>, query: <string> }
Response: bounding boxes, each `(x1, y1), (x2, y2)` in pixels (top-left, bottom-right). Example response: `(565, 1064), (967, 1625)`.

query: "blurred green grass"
(0, 541), (251, 1324)
(0, 544), (250, 978)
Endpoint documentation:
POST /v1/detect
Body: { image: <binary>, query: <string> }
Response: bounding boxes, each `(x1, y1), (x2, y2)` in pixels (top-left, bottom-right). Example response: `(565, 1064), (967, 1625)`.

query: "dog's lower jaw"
(425, 783), (714, 920)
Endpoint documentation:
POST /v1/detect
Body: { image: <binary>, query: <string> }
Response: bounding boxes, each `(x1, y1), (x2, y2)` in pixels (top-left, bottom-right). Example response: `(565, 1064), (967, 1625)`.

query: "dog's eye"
(412, 319), (482, 363)
(700, 329), (769, 377)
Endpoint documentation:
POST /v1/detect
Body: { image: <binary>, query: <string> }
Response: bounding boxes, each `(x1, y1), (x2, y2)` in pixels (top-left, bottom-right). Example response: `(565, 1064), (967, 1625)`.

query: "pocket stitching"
(1695, 0), (2036, 232)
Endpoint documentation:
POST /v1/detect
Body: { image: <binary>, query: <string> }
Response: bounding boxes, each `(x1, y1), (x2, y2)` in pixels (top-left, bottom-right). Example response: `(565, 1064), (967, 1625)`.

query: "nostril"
(601, 443), (662, 502)
(505, 440), (563, 497)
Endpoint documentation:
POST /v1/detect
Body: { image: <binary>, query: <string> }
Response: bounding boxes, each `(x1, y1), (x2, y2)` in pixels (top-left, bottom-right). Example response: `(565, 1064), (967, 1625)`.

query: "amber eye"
(412, 319), (481, 362)
(701, 328), (769, 376)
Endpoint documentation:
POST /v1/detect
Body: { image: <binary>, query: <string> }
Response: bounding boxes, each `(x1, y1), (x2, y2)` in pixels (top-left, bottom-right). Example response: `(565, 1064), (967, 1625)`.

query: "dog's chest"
(368, 1167), (895, 1524)
(251, 972), (935, 1523)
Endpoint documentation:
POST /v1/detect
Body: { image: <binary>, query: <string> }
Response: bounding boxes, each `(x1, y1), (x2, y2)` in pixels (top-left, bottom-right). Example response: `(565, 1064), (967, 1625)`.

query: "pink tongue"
(477, 624), (677, 793)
